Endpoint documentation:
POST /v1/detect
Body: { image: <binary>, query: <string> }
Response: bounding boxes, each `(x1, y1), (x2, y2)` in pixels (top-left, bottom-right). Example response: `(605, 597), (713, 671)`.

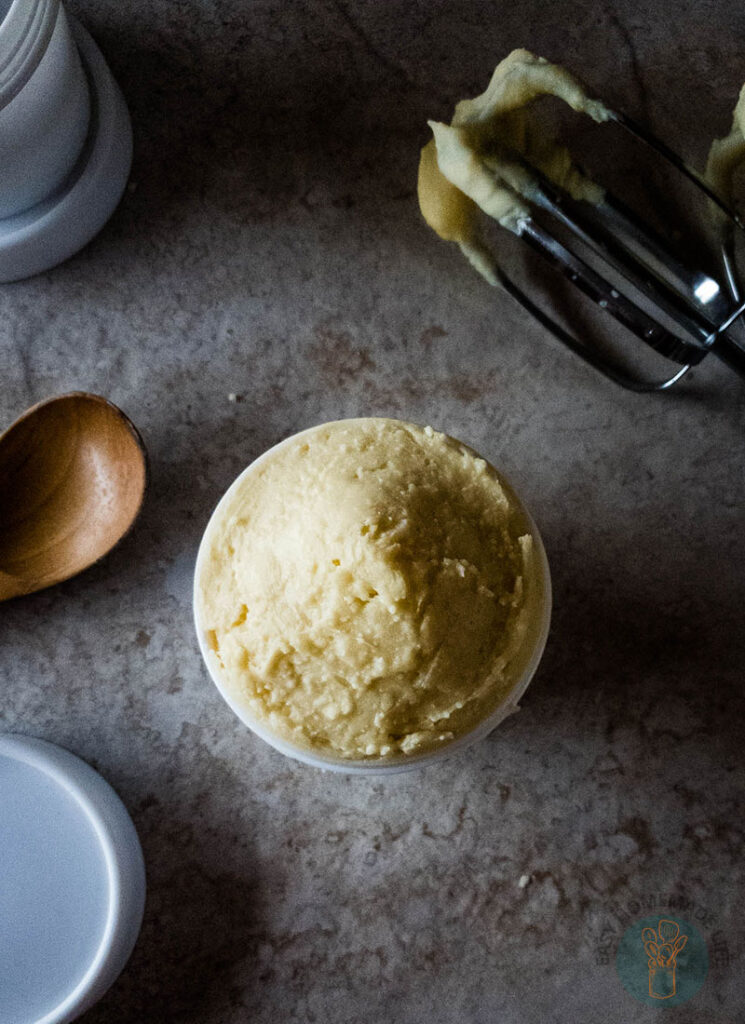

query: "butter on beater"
(706, 83), (745, 207)
(418, 49), (611, 284)
(197, 418), (542, 760)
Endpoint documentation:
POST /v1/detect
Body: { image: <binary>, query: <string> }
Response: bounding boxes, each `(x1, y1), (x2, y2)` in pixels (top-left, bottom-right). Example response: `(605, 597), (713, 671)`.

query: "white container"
(0, 0), (89, 218)
(0, 0), (132, 281)
(194, 422), (552, 775)
(0, 734), (146, 1024)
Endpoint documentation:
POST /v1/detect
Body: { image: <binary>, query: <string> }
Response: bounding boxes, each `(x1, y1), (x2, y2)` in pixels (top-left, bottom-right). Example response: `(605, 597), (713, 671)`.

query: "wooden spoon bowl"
(0, 393), (147, 601)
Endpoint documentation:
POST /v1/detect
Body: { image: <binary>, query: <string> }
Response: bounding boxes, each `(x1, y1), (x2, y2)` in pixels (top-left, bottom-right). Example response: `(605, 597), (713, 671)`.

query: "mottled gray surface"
(2, 1), (745, 1021)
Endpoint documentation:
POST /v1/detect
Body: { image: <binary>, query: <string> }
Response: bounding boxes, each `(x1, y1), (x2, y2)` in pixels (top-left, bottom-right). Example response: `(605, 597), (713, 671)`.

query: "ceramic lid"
(0, 734), (145, 1024)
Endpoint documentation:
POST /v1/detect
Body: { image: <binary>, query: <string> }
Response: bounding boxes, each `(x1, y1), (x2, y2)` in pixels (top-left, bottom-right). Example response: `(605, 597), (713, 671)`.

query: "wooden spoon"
(0, 393), (147, 601)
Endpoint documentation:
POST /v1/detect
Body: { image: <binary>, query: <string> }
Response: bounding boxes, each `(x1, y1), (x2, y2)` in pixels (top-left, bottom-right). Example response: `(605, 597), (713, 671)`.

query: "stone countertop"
(2, 2), (744, 1021)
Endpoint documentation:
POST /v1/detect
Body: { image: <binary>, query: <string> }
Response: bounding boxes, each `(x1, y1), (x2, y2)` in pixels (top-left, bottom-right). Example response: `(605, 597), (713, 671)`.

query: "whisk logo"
(641, 918), (688, 999)
(616, 915), (708, 1007)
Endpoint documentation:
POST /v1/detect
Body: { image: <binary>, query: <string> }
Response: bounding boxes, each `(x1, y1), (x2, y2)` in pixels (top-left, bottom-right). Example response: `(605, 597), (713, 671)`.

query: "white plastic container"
(0, 0), (132, 281)
(0, 734), (146, 1023)
(194, 422), (552, 775)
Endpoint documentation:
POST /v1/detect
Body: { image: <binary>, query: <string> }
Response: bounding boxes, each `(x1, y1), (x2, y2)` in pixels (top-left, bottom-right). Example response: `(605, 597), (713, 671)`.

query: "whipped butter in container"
(194, 418), (551, 773)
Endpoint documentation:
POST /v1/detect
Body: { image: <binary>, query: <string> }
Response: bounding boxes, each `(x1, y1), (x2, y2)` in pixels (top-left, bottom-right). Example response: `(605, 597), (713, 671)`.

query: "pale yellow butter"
(706, 83), (745, 207)
(197, 418), (543, 760)
(418, 48), (611, 284)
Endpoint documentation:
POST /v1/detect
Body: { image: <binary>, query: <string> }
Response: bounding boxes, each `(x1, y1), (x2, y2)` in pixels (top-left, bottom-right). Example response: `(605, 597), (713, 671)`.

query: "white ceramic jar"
(0, 0), (133, 281)
(0, 0), (89, 218)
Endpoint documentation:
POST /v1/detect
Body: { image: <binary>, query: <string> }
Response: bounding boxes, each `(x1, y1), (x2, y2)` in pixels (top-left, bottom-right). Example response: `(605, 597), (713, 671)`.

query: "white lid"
(0, 735), (145, 1024)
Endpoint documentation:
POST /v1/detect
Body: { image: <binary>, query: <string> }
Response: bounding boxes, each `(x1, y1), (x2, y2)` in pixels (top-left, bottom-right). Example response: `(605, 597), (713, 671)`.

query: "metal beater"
(493, 111), (745, 390)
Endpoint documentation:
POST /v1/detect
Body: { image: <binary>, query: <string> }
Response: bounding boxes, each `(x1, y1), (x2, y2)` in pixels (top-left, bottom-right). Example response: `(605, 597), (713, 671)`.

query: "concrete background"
(1, 1), (744, 1021)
